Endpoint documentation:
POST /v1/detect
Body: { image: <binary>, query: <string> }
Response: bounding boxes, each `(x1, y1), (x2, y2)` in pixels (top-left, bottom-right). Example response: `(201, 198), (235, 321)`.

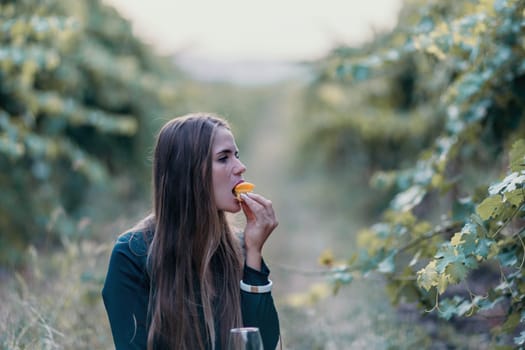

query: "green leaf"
(504, 188), (525, 207)
(463, 256), (478, 269)
(457, 228), (478, 255)
(498, 249), (518, 267)
(439, 297), (461, 320)
(435, 245), (459, 273)
(445, 261), (469, 283)
(470, 213), (488, 236)
(391, 185), (427, 212)
(437, 273), (449, 294)
(476, 295), (504, 313)
(510, 139), (525, 172)
(378, 251), (396, 273)
(455, 298), (474, 317)
(475, 238), (493, 258)
(476, 195), (503, 220)
(450, 232), (464, 246)
(417, 260), (438, 291)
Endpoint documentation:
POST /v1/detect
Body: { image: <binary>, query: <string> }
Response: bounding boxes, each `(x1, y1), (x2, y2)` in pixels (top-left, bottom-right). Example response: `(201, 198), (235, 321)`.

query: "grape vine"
(307, 0), (525, 345)
(0, 0), (180, 265)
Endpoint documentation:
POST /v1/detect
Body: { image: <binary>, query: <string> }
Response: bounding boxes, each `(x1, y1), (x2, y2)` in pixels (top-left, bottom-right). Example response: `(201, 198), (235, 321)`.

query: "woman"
(102, 113), (280, 349)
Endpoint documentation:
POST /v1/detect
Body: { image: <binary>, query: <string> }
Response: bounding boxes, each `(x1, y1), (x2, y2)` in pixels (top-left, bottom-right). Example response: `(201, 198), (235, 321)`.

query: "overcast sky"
(102, 0), (403, 62)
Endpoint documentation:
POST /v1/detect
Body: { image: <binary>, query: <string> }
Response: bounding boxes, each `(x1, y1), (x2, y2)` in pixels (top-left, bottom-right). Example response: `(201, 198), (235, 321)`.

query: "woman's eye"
(218, 156), (228, 163)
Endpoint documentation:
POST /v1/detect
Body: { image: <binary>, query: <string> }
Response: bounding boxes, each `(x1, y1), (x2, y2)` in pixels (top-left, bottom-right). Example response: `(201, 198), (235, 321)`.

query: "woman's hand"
(240, 192), (278, 271)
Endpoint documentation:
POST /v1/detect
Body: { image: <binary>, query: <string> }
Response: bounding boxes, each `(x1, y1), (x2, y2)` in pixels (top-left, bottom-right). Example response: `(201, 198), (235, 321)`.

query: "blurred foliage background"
(1, 0), (525, 348)
(302, 0), (525, 347)
(0, 0), (184, 266)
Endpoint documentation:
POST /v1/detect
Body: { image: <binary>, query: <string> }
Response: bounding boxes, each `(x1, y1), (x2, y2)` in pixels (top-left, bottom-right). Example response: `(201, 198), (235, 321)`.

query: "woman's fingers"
(240, 198), (255, 221)
(241, 193), (274, 218)
(241, 195), (278, 252)
(243, 192), (273, 208)
(240, 193), (264, 215)
(241, 193), (278, 228)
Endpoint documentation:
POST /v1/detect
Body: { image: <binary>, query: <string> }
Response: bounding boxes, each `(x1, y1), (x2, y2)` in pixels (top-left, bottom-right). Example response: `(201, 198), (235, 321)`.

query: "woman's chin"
(222, 202), (242, 213)
(230, 205), (242, 214)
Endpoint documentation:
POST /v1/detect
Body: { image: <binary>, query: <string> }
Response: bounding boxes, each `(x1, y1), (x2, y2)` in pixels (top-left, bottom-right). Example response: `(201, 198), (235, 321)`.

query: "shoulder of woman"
(115, 230), (153, 257)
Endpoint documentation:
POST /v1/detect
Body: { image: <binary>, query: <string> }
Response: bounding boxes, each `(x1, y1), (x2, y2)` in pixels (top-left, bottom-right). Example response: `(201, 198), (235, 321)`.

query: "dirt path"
(240, 83), (335, 291)
(236, 83), (407, 349)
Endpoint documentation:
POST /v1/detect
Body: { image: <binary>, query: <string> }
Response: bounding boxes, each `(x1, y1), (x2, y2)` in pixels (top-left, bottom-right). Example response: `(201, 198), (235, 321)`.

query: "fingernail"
(240, 193), (248, 200)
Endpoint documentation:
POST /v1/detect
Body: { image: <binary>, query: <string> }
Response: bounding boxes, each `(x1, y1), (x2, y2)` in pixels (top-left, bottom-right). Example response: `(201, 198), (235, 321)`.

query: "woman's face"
(211, 127), (246, 212)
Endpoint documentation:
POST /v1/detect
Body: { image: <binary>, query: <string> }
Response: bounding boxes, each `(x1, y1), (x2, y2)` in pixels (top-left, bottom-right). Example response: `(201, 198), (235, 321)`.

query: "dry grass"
(0, 240), (114, 350)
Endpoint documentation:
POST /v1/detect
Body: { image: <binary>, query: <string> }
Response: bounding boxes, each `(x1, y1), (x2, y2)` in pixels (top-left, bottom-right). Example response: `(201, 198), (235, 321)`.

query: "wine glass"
(227, 327), (264, 350)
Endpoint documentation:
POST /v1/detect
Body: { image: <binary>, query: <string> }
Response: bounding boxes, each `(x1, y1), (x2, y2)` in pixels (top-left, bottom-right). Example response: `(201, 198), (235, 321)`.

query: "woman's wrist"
(245, 248), (262, 271)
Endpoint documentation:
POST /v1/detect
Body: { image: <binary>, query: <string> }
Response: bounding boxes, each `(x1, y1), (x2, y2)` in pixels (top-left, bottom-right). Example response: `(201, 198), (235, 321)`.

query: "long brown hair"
(146, 113), (243, 349)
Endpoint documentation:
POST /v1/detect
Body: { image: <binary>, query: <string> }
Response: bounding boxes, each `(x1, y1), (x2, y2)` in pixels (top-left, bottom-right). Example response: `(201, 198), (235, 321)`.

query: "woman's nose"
(234, 159), (246, 174)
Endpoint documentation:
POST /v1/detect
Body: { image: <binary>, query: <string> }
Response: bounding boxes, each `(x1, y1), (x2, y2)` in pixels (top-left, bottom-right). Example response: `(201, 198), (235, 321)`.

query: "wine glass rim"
(230, 327), (260, 333)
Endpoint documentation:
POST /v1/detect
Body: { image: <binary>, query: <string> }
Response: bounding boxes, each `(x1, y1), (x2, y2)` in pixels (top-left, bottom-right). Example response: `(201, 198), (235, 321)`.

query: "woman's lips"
(232, 182), (255, 200)
(232, 180), (245, 195)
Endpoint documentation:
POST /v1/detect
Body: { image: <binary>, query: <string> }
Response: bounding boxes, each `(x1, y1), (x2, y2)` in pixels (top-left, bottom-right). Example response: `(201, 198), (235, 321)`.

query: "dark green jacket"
(102, 231), (280, 349)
